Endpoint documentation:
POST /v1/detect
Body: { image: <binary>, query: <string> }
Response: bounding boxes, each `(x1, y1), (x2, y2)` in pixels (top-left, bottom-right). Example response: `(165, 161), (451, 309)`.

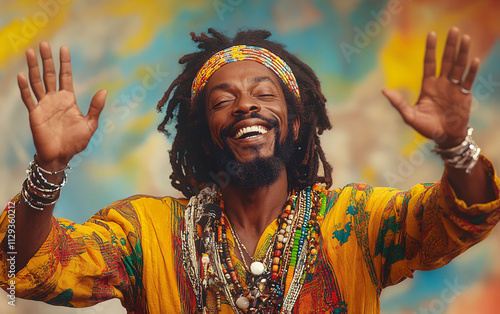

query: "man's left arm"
(373, 26), (500, 289)
(445, 158), (497, 206)
(383, 27), (497, 206)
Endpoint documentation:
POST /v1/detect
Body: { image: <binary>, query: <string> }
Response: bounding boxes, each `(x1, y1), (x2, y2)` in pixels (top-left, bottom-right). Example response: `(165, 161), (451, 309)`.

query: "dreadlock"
(157, 28), (333, 197)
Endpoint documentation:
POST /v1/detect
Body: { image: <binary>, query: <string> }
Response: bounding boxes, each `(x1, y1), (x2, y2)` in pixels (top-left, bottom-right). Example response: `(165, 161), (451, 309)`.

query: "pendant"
(250, 261), (265, 276)
(258, 278), (267, 292)
(236, 296), (250, 309)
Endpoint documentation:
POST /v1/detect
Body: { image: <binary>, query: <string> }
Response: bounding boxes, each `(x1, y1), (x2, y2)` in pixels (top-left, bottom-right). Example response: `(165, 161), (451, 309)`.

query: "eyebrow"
(208, 82), (232, 95)
(249, 76), (278, 86)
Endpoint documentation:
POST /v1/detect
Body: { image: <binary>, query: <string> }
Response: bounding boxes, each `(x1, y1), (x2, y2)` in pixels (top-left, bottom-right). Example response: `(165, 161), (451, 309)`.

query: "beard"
(205, 113), (295, 191)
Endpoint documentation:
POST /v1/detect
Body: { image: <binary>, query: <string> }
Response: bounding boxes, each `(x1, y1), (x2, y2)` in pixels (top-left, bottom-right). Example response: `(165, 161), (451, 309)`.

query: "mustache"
(219, 112), (279, 140)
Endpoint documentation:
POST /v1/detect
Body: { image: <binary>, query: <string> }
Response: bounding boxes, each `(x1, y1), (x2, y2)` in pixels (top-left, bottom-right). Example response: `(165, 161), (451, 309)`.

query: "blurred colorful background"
(1, 0), (500, 313)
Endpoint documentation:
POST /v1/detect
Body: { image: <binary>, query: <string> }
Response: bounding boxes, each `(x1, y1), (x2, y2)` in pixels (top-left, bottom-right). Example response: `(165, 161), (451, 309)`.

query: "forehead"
(205, 60), (282, 89)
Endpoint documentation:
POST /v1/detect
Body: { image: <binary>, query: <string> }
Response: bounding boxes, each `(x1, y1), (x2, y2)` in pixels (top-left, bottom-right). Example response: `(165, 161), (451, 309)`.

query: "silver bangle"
(21, 157), (69, 211)
(22, 180), (60, 211)
(433, 128), (481, 174)
(34, 154), (71, 175)
(27, 160), (68, 189)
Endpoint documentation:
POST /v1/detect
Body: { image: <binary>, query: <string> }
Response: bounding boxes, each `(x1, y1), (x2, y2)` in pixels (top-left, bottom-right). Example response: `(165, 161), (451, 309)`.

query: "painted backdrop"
(1, 0), (500, 313)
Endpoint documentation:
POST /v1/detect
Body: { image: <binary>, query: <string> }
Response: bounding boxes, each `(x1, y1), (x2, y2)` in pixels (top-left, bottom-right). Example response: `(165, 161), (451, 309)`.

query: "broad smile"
(221, 118), (277, 161)
(227, 118), (274, 142)
(234, 125), (269, 140)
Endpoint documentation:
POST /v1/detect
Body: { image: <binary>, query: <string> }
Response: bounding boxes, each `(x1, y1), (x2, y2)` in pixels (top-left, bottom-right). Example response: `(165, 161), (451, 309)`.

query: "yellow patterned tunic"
(1, 156), (500, 313)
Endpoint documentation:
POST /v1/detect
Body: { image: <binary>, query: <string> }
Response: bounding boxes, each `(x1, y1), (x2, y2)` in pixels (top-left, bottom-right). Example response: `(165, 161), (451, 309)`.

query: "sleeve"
(0, 195), (146, 312)
(369, 155), (500, 289)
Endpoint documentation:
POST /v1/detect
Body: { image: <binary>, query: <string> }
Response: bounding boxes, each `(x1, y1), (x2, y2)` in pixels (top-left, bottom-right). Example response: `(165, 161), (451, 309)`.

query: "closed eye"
(212, 98), (233, 110)
(256, 94), (276, 98)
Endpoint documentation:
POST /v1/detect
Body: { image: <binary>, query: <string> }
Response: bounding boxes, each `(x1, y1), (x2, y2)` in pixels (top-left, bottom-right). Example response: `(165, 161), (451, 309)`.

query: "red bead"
(274, 250), (281, 257)
(271, 273), (278, 280)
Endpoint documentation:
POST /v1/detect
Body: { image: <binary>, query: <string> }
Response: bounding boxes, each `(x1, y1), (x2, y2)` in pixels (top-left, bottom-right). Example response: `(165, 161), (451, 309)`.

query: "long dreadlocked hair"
(157, 28), (333, 197)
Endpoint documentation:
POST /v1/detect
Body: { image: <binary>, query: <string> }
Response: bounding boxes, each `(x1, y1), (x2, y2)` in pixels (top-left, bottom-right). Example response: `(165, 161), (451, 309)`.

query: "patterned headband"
(191, 45), (301, 99)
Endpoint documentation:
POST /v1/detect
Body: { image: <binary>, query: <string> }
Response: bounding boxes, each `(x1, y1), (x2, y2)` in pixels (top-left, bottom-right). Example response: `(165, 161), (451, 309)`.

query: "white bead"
(236, 296), (249, 309)
(250, 261), (265, 276)
(201, 254), (210, 263)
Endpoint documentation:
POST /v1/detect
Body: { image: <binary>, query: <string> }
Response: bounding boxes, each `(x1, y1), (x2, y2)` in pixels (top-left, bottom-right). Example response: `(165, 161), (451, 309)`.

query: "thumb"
(382, 88), (413, 124)
(87, 89), (107, 123)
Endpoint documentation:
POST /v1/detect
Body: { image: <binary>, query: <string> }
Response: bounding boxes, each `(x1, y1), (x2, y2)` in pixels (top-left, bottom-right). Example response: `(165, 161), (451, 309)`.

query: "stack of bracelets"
(21, 155), (70, 211)
(433, 127), (481, 174)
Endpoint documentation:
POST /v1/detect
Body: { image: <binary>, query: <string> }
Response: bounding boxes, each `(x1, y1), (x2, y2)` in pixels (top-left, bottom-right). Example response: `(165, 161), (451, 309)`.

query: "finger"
(86, 89), (107, 127)
(26, 48), (45, 101)
(423, 31), (437, 78)
(59, 46), (74, 92)
(382, 88), (414, 125)
(39, 41), (57, 93)
(449, 34), (470, 82)
(17, 73), (36, 112)
(439, 27), (460, 77)
(462, 57), (480, 91)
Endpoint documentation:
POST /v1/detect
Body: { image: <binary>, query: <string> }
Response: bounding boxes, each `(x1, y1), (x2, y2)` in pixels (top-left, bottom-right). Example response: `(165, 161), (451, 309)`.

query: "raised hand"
(18, 42), (107, 171)
(382, 27), (478, 148)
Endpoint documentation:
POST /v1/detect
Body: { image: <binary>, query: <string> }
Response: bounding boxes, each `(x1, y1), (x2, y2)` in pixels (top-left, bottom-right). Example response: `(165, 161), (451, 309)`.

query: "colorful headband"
(191, 45), (301, 99)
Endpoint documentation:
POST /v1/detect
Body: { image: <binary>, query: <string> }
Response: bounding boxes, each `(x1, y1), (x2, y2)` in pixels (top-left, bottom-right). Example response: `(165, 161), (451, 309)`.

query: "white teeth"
(234, 125), (268, 139)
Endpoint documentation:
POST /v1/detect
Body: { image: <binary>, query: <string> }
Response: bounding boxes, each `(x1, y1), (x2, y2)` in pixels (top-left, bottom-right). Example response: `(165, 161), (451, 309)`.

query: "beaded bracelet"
(27, 161), (67, 192)
(35, 154), (71, 175)
(433, 127), (481, 174)
(22, 179), (60, 211)
(21, 157), (70, 210)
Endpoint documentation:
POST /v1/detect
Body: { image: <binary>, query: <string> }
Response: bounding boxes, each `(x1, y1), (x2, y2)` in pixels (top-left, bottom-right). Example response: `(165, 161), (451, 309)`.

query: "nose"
(232, 94), (261, 116)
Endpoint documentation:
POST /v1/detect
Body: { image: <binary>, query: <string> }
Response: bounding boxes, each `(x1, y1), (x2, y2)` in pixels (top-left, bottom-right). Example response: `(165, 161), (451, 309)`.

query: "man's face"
(204, 60), (297, 163)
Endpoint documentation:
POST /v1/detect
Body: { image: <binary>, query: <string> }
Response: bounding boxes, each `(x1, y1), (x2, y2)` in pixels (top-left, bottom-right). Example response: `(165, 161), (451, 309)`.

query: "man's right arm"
(1, 195), (145, 311)
(14, 169), (61, 270)
(11, 41), (106, 270)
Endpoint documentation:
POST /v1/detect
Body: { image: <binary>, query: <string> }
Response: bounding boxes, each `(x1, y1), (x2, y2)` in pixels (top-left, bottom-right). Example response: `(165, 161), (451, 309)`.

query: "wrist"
(21, 156), (70, 211)
(34, 154), (70, 182)
(436, 131), (468, 149)
(433, 128), (480, 174)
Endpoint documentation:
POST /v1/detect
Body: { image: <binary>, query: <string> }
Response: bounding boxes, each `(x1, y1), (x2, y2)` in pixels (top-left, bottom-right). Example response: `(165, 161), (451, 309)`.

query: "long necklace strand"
(181, 186), (324, 313)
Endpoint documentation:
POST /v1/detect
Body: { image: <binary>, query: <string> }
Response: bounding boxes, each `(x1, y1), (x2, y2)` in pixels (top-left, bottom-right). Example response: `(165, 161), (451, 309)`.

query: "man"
(0, 27), (499, 313)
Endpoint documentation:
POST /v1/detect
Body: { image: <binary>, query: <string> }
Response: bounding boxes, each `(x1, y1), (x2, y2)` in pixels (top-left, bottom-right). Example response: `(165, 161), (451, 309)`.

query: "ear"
(292, 117), (300, 141)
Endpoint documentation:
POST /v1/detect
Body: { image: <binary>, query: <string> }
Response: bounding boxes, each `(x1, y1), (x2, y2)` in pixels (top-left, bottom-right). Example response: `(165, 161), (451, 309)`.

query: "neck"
(221, 166), (289, 255)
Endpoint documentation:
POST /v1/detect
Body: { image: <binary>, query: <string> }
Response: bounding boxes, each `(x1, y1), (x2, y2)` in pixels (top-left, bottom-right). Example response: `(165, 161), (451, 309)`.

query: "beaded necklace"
(181, 186), (324, 313)
(230, 221), (275, 276)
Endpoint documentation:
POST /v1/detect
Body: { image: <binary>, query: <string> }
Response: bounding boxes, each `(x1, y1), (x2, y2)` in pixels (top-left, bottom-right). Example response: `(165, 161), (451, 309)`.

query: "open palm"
(383, 27), (478, 148)
(18, 42), (106, 170)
